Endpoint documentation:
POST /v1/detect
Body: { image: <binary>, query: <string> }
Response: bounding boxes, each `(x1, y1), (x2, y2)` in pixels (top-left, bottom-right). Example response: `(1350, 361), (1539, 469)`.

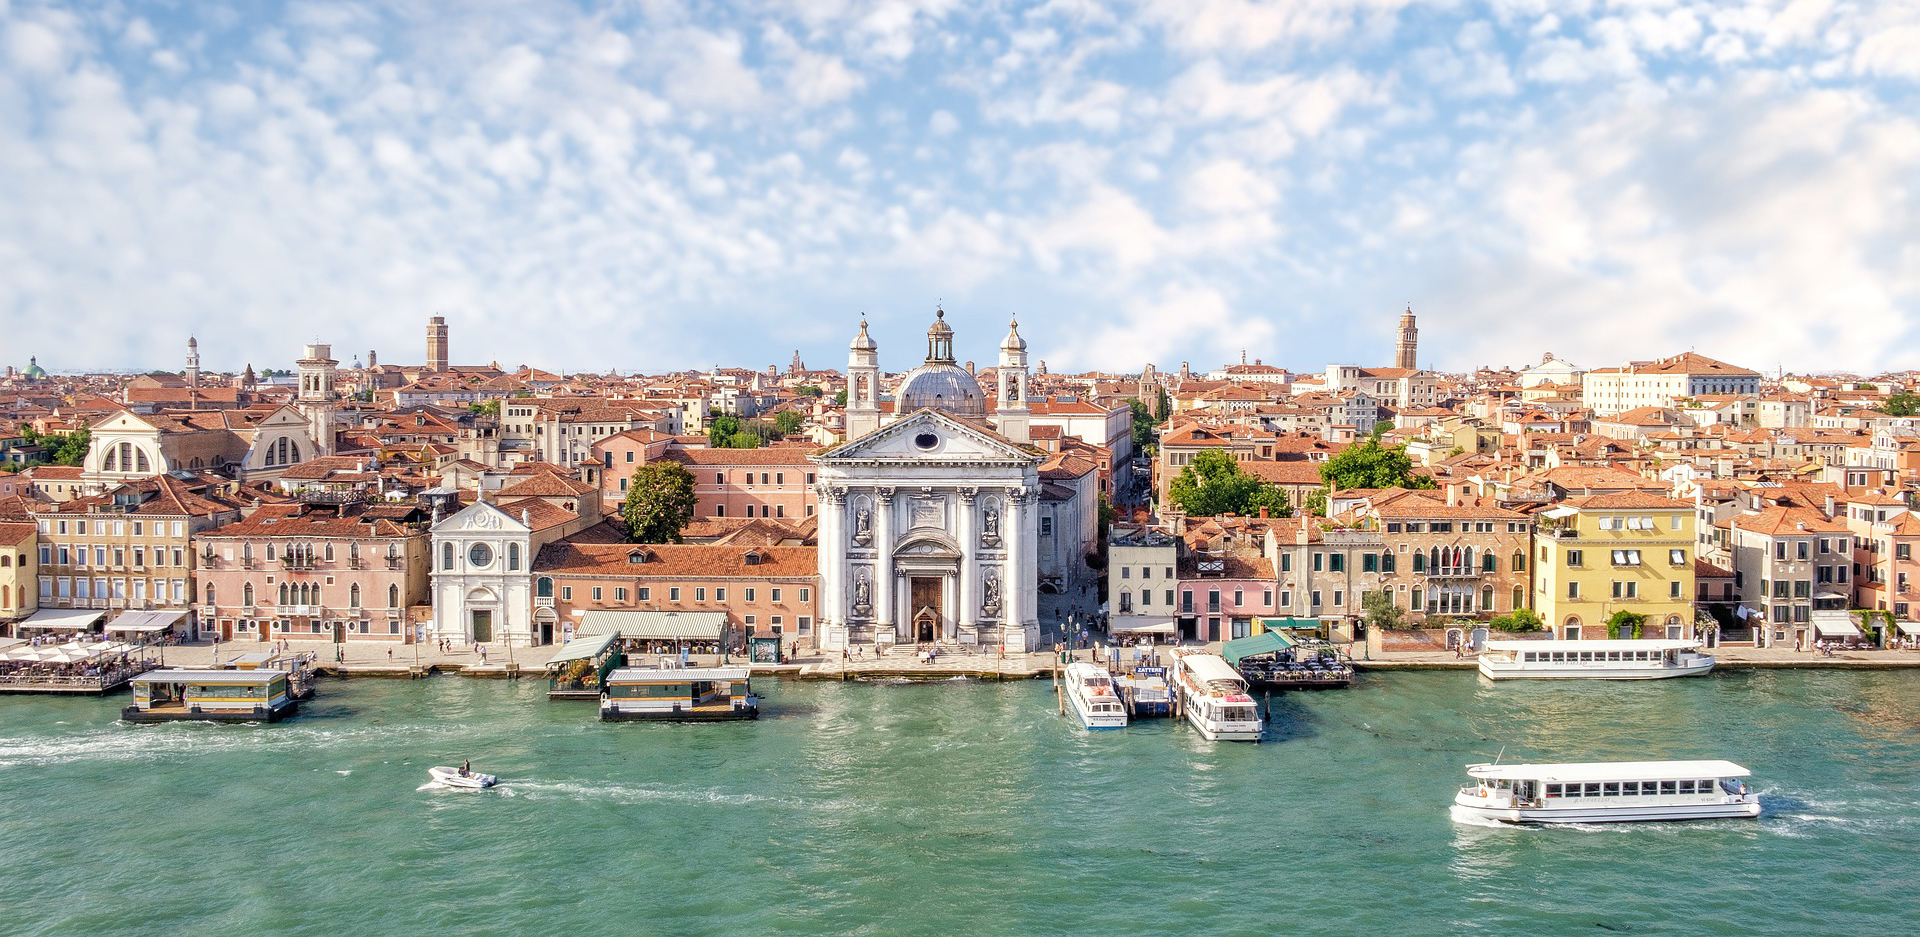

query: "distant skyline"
(3, 1), (1916, 376)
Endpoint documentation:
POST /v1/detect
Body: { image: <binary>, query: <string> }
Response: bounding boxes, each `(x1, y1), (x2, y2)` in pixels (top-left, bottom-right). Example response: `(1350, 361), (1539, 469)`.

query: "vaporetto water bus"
(599, 665), (760, 722)
(1062, 661), (1127, 730)
(1451, 760), (1761, 824)
(1476, 639), (1715, 680)
(1169, 650), (1263, 742)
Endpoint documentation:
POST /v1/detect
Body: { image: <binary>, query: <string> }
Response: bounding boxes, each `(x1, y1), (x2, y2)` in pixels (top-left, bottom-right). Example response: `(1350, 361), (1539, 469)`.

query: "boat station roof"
(1177, 653), (1247, 687)
(1221, 630), (1293, 665)
(1467, 761), (1750, 782)
(544, 631), (620, 667)
(575, 610), (726, 640)
(606, 666), (750, 683)
(131, 669), (289, 685)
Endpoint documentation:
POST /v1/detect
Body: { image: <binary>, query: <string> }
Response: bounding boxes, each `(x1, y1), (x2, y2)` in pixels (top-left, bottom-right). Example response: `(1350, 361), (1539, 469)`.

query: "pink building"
(195, 497), (433, 643)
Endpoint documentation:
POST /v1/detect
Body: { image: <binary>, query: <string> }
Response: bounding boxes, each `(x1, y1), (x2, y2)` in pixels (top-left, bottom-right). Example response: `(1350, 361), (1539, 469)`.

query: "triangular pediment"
(818, 409), (1038, 464)
(433, 499), (529, 535)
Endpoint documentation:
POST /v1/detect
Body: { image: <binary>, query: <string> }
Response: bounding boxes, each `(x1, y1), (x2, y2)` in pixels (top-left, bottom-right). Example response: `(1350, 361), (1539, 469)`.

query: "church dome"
(23, 356), (47, 380)
(849, 318), (877, 351)
(897, 363), (987, 417)
(895, 307), (985, 417)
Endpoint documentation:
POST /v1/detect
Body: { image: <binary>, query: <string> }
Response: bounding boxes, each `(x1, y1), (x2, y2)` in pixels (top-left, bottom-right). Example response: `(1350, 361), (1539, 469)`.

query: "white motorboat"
(1451, 760), (1761, 824)
(428, 765), (498, 789)
(1063, 662), (1128, 730)
(1477, 639), (1715, 680)
(1169, 650), (1263, 742)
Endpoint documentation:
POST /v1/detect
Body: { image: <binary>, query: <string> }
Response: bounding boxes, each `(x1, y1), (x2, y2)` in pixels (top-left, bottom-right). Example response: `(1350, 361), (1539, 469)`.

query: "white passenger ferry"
(1169, 650), (1263, 742)
(1477, 639), (1715, 680)
(1062, 661), (1128, 730)
(1451, 760), (1761, 824)
(599, 665), (759, 722)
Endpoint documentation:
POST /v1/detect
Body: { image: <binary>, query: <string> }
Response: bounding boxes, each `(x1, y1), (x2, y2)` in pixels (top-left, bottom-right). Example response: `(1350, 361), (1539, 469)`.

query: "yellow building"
(1, 521), (38, 633)
(1533, 492), (1697, 640)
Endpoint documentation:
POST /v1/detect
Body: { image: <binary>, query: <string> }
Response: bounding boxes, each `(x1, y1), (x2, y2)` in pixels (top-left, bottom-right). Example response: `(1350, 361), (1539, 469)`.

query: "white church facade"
(815, 309), (1082, 654)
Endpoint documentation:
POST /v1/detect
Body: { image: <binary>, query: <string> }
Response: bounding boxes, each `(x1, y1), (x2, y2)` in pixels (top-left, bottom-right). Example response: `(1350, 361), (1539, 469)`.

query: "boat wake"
(506, 778), (795, 807)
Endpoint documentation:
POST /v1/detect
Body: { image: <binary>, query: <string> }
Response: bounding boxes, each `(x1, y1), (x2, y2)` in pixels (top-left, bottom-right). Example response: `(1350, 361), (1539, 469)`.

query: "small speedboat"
(428, 765), (497, 789)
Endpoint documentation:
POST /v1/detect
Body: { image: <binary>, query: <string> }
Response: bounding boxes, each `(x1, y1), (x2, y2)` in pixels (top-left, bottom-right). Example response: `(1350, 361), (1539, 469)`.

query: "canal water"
(2, 671), (1917, 936)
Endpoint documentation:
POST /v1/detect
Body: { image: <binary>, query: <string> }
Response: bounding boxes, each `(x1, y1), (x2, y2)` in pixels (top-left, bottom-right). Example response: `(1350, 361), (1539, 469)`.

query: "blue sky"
(3, 1), (1917, 378)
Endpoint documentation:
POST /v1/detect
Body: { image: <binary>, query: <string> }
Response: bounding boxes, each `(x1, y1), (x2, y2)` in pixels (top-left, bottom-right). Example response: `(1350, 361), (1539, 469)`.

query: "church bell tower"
(846, 318), (881, 440)
(995, 317), (1031, 444)
(296, 342), (338, 457)
(1395, 306), (1419, 371)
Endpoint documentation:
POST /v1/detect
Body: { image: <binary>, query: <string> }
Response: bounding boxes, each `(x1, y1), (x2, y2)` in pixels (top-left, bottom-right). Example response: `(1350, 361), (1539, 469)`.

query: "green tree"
(1605, 610), (1646, 640)
(31, 428), (91, 466)
(773, 411), (804, 436)
(621, 462), (698, 544)
(833, 389), (848, 406)
(1318, 438), (1435, 490)
(794, 385), (823, 398)
(1362, 589), (1405, 630)
(1370, 419), (1393, 439)
(467, 400), (500, 417)
(726, 431), (763, 449)
(1126, 398), (1158, 456)
(1247, 484), (1291, 517)
(1884, 392), (1919, 417)
(1302, 486), (1327, 518)
(1167, 449), (1291, 517)
(707, 415), (741, 447)
(1490, 608), (1545, 633)
(1153, 386), (1171, 423)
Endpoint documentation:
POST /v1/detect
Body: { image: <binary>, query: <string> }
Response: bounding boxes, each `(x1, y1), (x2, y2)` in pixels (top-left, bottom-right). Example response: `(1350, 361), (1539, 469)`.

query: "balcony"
(1549, 527), (1580, 539)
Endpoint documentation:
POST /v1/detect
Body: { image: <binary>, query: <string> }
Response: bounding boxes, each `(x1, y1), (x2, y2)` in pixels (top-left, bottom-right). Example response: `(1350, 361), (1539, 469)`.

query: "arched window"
(537, 577), (553, 598)
(388, 584), (400, 608)
(104, 449), (118, 471)
(1481, 584), (1495, 611)
(349, 584), (361, 608)
(1512, 551), (1525, 572)
(290, 442), (300, 462)
(1512, 586), (1524, 609)
(1412, 552), (1426, 572)
(442, 543), (454, 570)
(279, 583), (289, 606)
(508, 543), (520, 571)
(0, 555), (9, 568)
(135, 448), (150, 472)
(1482, 552), (1497, 572)
(324, 543), (334, 562)
(242, 583), (254, 607)
(205, 583), (215, 605)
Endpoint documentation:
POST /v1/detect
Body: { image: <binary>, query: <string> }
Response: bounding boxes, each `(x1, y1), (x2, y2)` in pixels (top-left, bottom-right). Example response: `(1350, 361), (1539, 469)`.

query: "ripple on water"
(0, 671), (1916, 937)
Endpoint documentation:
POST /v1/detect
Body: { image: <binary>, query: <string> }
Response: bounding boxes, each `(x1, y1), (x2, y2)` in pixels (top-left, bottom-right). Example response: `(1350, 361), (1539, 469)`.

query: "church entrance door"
(910, 576), (942, 642)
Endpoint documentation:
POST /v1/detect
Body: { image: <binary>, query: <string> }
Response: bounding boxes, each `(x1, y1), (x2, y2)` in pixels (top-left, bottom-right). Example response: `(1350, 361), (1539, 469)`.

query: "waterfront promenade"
(123, 636), (1920, 682)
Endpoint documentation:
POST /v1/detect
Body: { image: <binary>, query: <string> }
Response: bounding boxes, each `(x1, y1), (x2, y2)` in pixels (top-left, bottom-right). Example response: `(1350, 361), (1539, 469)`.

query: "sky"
(2, 1), (1917, 379)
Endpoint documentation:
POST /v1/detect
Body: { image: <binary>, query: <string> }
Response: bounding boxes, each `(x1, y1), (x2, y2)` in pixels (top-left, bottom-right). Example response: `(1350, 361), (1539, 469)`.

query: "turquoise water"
(2, 671), (1918, 937)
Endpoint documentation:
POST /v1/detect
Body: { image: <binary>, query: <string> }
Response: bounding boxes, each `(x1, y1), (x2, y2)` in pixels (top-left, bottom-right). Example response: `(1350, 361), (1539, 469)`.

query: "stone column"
(957, 487), (978, 641)
(818, 485), (845, 650)
(1004, 486), (1025, 650)
(875, 487), (896, 642)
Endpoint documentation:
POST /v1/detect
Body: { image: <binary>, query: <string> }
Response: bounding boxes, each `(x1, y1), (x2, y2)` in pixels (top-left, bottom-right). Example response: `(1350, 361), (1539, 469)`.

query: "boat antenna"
(1494, 745), (1506, 765)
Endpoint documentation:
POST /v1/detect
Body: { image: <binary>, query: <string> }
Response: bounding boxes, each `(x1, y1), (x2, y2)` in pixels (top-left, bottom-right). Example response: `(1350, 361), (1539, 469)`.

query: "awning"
(1896, 620), (1920, 636)
(1813, 617), (1863, 638)
(545, 631), (619, 667)
(1222, 630), (1294, 665)
(106, 609), (189, 633)
(1109, 617), (1177, 634)
(17, 608), (106, 631)
(1259, 617), (1325, 631)
(574, 610), (726, 641)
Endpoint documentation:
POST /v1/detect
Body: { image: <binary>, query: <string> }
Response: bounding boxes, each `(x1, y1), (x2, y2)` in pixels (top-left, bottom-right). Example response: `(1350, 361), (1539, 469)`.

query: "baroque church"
(813, 309), (1073, 654)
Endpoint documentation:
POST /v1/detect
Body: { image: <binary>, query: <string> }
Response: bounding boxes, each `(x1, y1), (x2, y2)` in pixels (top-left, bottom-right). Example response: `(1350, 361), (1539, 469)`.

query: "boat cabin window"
(1602, 782), (1620, 796)
(1546, 784), (1562, 797)
(1622, 781), (1640, 795)
(1659, 781), (1677, 794)
(1583, 783), (1601, 796)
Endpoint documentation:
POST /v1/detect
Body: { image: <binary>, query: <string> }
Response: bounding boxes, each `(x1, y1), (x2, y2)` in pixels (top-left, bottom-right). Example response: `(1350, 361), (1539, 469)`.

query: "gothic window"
(389, 584), (400, 608)
(349, 584), (361, 608)
(242, 583), (253, 607)
(508, 543), (520, 571)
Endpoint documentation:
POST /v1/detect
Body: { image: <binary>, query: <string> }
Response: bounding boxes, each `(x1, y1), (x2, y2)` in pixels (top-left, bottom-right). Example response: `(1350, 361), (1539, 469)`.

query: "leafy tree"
(833, 389), (848, 406)
(726, 431), (763, 449)
(707, 415), (741, 447)
(1126, 398), (1158, 456)
(27, 428), (91, 466)
(1605, 610), (1646, 640)
(1490, 608), (1545, 633)
(794, 385), (823, 398)
(1247, 484), (1291, 517)
(1153, 386), (1171, 423)
(1318, 438), (1435, 490)
(621, 462), (697, 544)
(1302, 486), (1328, 518)
(1884, 392), (1919, 417)
(1362, 589), (1405, 630)
(1167, 449), (1291, 517)
(467, 400), (500, 417)
(772, 411), (804, 436)
(1370, 420), (1393, 439)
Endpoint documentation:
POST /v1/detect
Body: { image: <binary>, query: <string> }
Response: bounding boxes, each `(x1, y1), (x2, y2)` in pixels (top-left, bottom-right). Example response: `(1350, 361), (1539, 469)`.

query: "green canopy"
(544, 631), (619, 668)
(1260, 617), (1324, 631)
(1222, 630), (1293, 665)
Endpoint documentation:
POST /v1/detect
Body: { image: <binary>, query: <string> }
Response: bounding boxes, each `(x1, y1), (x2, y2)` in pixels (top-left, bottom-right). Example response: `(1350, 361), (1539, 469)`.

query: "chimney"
(1446, 485), (1458, 507)
(1258, 506), (1269, 519)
